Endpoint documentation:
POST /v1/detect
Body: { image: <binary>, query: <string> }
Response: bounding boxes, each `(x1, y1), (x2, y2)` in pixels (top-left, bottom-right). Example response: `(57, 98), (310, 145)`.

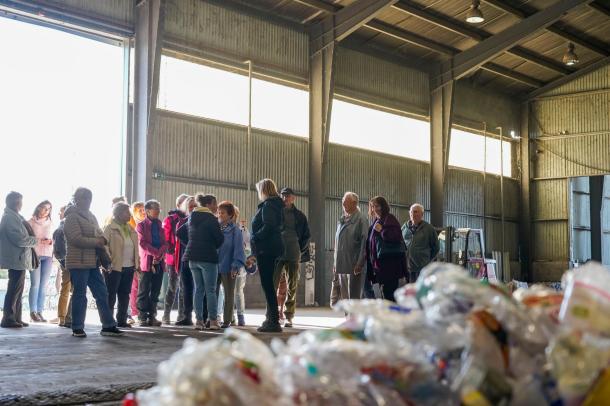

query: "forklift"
(436, 227), (498, 281)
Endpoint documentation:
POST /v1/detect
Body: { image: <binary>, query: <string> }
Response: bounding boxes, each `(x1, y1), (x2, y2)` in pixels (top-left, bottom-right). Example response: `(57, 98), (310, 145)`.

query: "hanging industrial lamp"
(466, 0), (485, 24)
(562, 43), (579, 66)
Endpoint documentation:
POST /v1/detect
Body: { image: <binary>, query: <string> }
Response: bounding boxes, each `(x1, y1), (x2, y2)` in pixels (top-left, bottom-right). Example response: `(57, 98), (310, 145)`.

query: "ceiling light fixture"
(466, 0), (485, 24)
(562, 43), (579, 66)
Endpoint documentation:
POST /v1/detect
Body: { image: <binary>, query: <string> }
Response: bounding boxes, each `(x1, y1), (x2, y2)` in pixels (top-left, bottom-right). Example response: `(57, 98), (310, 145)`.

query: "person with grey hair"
(64, 187), (123, 337)
(401, 203), (439, 282)
(103, 202), (140, 327)
(161, 193), (189, 324)
(0, 191), (38, 328)
(333, 192), (369, 301)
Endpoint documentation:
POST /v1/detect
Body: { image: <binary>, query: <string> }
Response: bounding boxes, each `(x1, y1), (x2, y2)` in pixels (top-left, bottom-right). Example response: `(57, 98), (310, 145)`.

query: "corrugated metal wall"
(164, 0), (308, 81)
(334, 47), (428, 115)
(48, 0), (133, 27)
(530, 65), (610, 281)
(453, 81), (521, 134)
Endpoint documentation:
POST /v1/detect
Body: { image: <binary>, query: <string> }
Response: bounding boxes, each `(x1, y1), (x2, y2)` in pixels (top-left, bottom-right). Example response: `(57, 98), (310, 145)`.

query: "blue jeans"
(189, 261), (218, 322)
(70, 268), (116, 330)
(29, 256), (52, 313)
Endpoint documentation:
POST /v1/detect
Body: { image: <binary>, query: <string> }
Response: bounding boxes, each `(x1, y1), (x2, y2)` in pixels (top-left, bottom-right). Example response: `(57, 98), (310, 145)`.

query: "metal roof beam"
(394, 1), (572, 75)
(309, 0), (398, 55)
(590, 2), (610, 18)
(295, 0), (543, 88)
(436, 0), (593, 89)
(483, 0), (609, 56)
(294, 0), (338, 13)
(527, 55), (610, 99)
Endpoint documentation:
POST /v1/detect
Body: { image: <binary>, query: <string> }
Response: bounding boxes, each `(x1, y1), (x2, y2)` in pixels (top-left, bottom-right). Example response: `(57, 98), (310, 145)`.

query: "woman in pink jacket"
(28, 200), (54, 322)
(135, 200), (168, 327)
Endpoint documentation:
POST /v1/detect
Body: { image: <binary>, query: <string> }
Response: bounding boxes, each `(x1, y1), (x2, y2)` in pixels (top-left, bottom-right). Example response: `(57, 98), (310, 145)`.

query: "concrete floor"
(0, 308), (343, 405)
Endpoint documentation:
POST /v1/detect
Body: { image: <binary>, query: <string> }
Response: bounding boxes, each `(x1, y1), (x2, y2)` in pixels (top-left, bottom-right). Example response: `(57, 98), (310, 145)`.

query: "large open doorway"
(0, 16), (127, 220)
(569, 176), (610, 267)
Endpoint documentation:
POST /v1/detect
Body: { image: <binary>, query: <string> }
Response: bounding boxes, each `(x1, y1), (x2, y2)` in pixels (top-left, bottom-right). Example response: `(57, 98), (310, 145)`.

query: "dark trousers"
(202, 275), (221, 321)
(258, 255), (280, 324)
(104, 267), (135, 325)
(380, 278), (399, 302)
(163, 266), (179, 320)
(177, 261), (194, 322)
(136, 264), (164, 320)
(362, 277), (376, 299)
(2, 269), (26, 323)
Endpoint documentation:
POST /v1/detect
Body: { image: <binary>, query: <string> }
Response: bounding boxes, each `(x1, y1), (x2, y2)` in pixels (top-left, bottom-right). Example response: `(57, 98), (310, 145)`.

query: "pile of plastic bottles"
(132, 262), (610, 406)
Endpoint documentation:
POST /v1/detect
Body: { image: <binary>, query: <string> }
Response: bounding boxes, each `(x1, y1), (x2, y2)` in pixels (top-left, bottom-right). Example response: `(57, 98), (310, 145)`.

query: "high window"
(157, 56), (308, 137)
(330, 99), (430, 161)
(449, 128), (512, 177)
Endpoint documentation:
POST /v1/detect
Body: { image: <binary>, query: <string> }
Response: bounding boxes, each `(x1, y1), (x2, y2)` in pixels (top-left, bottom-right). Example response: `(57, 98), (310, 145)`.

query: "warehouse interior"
(0, 0), (609, 404)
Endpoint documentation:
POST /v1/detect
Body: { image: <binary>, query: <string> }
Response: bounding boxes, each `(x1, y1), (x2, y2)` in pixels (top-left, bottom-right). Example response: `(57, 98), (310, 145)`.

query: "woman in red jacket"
(365, 196), (407, 302)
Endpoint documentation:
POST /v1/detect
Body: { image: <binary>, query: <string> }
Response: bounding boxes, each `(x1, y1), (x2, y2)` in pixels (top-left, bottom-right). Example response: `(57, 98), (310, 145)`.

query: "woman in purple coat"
(365, 196), (407, 302)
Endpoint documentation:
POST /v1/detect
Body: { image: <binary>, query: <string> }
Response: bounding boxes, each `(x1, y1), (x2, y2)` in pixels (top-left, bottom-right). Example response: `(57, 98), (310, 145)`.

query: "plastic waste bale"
(558, 262), (610, 337)
(411, 263), (548, 352)
(513, 284), (563, 340)
(547, 332), (610, 405)
(136, 329), (281, 406)
(273, 307), (457, 406)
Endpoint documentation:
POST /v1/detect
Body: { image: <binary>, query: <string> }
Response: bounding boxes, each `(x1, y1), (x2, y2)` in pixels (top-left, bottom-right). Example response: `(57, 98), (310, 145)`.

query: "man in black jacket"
(273, 187), (310, 328)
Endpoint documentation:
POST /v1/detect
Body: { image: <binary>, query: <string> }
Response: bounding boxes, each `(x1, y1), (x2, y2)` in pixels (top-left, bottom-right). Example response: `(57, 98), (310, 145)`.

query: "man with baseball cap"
(273, 187), (310, 328)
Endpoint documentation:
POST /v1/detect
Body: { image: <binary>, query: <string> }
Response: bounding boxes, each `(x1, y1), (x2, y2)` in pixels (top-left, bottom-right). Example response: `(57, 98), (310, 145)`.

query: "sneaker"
(279, 318), (286, 327)
(284, 319), (293, 328)
(149, 318), (162, 327)
(237, 315), (245, 327)
(36, 312), (47, 322)
(100, 326), (124, 337)
(60, 322), (72, 329)
(49, 317), (61, 324)
(209, 320), (221, 330)
(138, 317), (149, 327)
(117, 323), (132, 328)
(127, 316), (136, 325)
(30, 312), (41, 322)
(194, 320), (204, 330)
(175, 319), (193, 326)
(205, 320), (211, 329)
(72, 329), (87, 338)
(17, 321), (29, 327)
(257, 321), (282, 333)
(221, 322), (231, 329)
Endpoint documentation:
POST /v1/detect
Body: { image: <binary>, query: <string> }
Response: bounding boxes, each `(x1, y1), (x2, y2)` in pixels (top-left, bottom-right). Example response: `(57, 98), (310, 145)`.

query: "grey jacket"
(334, 209), (369, 274)
(401, 220), (439, 274)
(0, 208), (38, 271)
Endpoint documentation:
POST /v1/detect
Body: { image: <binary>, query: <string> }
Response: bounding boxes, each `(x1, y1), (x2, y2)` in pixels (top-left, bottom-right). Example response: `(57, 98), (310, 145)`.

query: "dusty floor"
(0, 308), (343, 405)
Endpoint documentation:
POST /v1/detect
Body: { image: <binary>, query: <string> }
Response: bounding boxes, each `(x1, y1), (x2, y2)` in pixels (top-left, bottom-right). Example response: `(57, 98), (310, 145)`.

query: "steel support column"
(131, 0), (165, 202)
(590, 176), (603, 262)
(429, 65), (454, 228)
(519, 102), (532, 281)
(309, 43), (335, 305)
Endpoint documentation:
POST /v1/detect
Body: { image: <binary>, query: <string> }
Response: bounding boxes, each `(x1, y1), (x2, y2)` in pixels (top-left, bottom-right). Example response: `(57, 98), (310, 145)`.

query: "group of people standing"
(331, 193), (439, 304)
(0, 177), (313, 336)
